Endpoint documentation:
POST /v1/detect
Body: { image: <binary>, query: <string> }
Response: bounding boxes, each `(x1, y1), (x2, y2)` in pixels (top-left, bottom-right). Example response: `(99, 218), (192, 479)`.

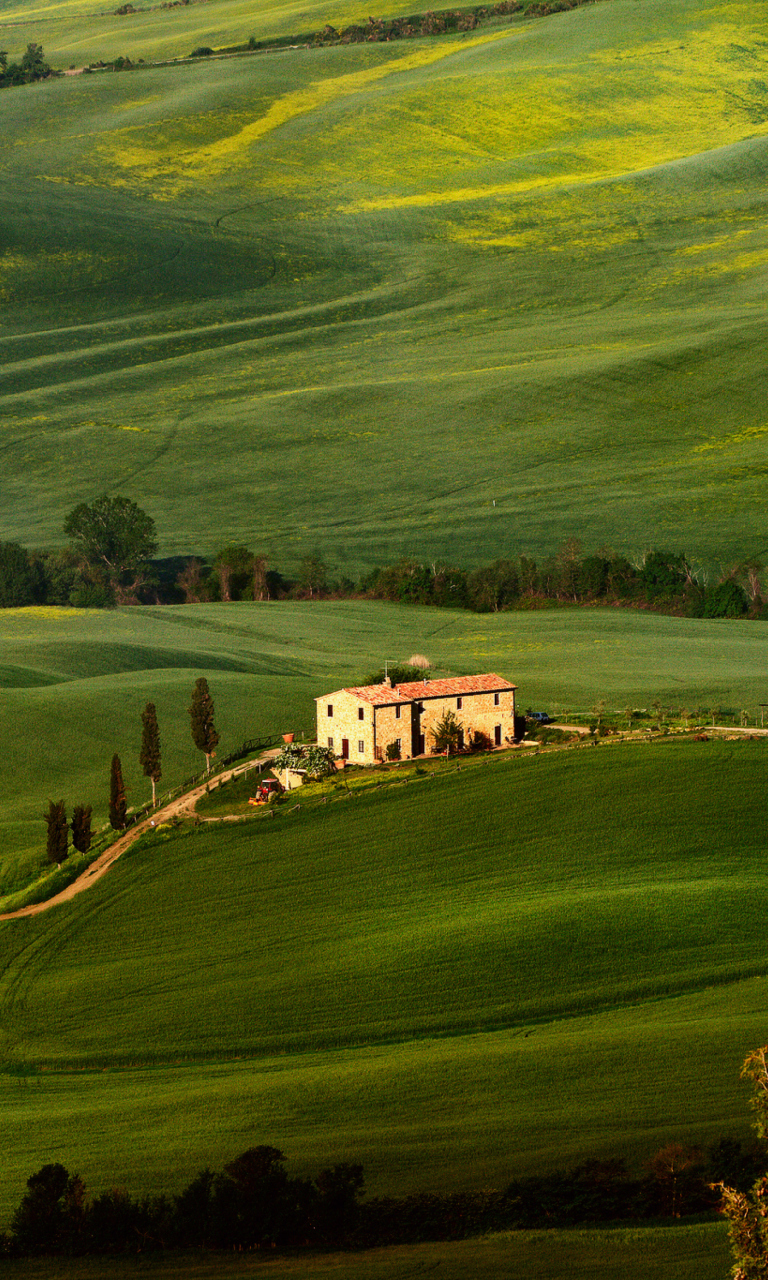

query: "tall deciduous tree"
(213, 545), (254, 602)
(109, 754), (127, 830)
(71, 804), (92, 854)
(140, 702), (162, 806)
(44, 800), (68, 865)
(63, 496), (157, 602)
(715, 1046), (768, 1278)
(189, 677), (219, 773)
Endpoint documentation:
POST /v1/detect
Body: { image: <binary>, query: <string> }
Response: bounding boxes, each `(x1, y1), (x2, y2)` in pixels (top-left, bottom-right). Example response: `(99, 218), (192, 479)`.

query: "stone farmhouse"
(315, 673), (517, 765)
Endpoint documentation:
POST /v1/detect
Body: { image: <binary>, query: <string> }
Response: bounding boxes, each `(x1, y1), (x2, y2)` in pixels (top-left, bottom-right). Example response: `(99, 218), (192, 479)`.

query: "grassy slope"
(1, 736), (767, 1220)
(1, 599), (767, 892)
(0, 1223), (733, 1280)
(1, 0), (768, 569)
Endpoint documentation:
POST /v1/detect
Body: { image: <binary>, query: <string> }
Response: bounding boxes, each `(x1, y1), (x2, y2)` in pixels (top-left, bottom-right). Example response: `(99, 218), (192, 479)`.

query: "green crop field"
(3, 0), (768, 1270)
(1, 727), (767, 1230)
(1, 599), (767, 894)
(1, 0), (768, 570)
(0, 1222), (734, 1279)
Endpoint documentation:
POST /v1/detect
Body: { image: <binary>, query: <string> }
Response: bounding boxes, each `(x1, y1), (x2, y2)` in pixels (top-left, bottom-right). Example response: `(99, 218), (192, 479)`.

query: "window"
(457, 696), (463, 709)
(358, 740), (365, 754)
(494, 693), (500, 706)
(358, 707), (364, 720)
(395, 704), (401, 719)
(395, 738), (402, 752)
(327, 736), (334, 749)
(327, 704), (333, 717)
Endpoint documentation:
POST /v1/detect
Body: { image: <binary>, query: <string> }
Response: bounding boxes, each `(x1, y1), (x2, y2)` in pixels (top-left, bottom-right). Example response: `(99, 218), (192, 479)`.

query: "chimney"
(383, 675), (392, 688)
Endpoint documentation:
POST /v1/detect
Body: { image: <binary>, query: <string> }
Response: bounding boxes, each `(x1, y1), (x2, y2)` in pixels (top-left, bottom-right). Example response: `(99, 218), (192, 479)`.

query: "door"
(494, 725), (502, 746)
(341, 738), (349, 760)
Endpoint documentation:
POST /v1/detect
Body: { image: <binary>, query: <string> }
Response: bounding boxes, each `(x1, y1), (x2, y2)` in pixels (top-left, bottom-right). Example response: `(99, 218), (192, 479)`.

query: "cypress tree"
(109, 754), (127, 830)
(139, 702), (162, 806)
(189, 677), (220, 773)
(44, 800), (68, 866)
(71, 804), (92, 854)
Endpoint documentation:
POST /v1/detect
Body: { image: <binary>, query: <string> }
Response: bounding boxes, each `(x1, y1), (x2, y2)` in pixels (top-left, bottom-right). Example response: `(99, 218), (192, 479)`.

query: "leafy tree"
(32, 548), (87, 606)
(272, 742), (336, 779)
(430, 709), (463, 755)
(21, 42), (49, 75)
(140, 702), (162, 805)
(10, 1163), (86, 1255)
(702, 579), (750, 618)
(639, 549), (691, 600)
(213, 545), (255, 601)
(253, 554), (269, 601)
(313, 1162), (365, 1244)
(715, 1046), (768, 1279)
(213, 1145), (311, 1250)
(176, 558), (209, 604)
(63, 496), (157, 602)
(466, 559), (520, 612)
(0, 541), (37, 607)
(298, 553), (328, 599)
(71, 804), (92, 854)
(189, 677), (220, 773)
(44, 799), (68, 865)
(109, 754), (127, 830)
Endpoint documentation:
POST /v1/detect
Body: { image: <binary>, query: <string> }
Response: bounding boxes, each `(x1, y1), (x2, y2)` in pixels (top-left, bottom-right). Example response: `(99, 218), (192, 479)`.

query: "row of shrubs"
(1, 1136), (760, 1257)
(217, 0), (587, 57)
(311, 0), (581, 44)
(360, 547), (763, 618)
(0, 540), (764, 619)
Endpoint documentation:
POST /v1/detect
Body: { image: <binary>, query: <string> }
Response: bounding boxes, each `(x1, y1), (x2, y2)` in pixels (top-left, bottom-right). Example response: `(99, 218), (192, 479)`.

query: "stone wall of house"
(317, 689), (378, 763)
(418, 689), (517, 751)
(373, 702), (412, 761)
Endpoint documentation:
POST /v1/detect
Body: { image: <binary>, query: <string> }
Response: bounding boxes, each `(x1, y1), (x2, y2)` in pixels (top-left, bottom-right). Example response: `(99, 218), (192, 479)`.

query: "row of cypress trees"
(43, 678), (220, 866)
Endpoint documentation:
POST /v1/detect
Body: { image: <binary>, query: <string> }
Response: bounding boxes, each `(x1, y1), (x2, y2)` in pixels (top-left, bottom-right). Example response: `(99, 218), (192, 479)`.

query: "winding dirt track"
(0, 751), (279, 922)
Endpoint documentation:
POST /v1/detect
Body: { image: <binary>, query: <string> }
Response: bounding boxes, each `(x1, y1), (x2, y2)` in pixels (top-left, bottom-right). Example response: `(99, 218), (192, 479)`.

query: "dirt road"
(0, 751), (279, 922)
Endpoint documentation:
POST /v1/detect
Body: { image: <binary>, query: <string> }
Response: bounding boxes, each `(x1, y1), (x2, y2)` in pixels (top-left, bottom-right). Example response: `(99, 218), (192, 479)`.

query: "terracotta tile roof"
(316, 673), (516, 706)
(340, 684), (410, 706)
(395, 673), (516, 699)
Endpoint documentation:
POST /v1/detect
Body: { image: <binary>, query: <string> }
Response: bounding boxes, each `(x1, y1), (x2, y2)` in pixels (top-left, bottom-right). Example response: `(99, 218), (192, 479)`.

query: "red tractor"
(248, 778), (283, 806)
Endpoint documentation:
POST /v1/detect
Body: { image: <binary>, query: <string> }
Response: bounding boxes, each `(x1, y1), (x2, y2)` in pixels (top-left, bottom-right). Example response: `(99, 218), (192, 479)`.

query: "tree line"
(1, 497), (765, 619)
(43, 678), (219, 867)
(0, 1126), (764, 1259)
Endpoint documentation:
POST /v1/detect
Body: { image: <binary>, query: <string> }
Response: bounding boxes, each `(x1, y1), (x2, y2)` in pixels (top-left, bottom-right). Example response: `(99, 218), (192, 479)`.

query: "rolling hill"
(1, 0), (767, 570)
(1, 599), (767, 894)
(0, 732), (766, 1233)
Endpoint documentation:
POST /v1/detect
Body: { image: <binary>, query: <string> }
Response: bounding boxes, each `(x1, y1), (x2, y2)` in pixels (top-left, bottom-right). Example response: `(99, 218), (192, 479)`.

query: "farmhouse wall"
(419, 689), (516, 749)
(319, 689), (378, 763)
(374, 703), (413, 761)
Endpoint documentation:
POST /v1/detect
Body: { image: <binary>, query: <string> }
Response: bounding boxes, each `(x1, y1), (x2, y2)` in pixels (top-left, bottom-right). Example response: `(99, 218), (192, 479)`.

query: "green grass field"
(1, 726), (767, 1231)
(1, 599), (767, 894)
(2, 0), (768, 569)
(0, 1223), (734, 1280)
